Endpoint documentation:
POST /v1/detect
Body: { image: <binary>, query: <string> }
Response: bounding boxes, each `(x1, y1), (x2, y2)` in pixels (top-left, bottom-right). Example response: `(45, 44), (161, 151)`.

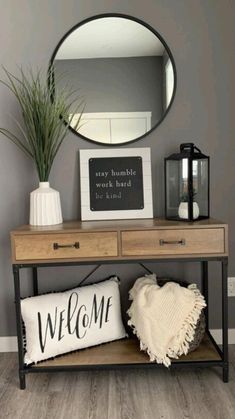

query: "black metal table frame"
(12, 256), (228, 390)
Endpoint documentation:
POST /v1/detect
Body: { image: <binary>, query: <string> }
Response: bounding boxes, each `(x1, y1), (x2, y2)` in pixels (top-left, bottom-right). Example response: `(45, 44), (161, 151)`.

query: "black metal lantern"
(165, 143), (209, 221)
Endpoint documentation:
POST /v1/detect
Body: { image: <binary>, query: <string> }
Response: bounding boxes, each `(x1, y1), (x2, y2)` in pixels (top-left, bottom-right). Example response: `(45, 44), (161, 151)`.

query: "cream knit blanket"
(127, 274), (206, 367)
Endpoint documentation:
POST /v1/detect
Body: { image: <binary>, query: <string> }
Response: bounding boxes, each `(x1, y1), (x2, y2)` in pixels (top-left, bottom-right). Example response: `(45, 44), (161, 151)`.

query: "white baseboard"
(0, 330), (235, 352)
(210, 329), (235, 344)
(0, 336), (18, 352)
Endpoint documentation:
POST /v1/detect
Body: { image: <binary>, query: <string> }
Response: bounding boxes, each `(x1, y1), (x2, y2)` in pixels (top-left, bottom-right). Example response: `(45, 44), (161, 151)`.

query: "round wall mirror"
(50, 14), (177, 145)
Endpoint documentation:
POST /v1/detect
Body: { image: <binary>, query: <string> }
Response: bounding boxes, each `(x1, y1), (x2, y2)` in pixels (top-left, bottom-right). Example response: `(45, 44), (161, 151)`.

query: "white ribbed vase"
(178, 201), (200, 220)
(30, 182), (63, 226)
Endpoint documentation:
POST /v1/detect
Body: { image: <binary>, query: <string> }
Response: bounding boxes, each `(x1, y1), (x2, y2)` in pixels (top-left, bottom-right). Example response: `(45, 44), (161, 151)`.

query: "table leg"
(201, 261), (209, 331)
(13, 265), (26, 389)
(222, 258), (229, 382)
(32, 267), (38, 296)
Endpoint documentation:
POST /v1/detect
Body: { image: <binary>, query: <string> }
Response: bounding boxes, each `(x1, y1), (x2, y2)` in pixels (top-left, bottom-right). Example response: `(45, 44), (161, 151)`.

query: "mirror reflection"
(51, 15), (176, 145)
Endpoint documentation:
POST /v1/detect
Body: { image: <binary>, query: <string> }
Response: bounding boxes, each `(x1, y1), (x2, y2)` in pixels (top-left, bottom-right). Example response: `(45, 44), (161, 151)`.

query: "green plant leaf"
(0, 66), (84, 181)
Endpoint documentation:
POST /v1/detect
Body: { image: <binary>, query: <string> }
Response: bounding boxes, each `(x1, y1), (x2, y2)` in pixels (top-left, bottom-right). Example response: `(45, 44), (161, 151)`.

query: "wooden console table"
(11, 218), (229, 389)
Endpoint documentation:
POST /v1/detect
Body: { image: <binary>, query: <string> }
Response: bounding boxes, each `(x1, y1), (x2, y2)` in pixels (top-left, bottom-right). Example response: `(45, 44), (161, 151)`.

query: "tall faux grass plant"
(0, 67), (83, 181)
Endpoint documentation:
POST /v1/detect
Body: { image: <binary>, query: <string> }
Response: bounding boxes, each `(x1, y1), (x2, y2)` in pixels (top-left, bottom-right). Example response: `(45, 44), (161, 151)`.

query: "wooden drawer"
(13, 232), (118, 261)
(121, 228), (225, 256)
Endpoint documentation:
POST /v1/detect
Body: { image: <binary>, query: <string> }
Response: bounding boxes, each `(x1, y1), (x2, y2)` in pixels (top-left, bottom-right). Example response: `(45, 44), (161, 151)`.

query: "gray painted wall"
(55, 56), (163, 128)
(0, 0), (235, 336)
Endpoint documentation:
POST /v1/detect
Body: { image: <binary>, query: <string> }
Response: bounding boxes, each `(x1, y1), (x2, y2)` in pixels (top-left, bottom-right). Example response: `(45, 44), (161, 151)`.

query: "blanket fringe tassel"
(127, 285), (206, 367)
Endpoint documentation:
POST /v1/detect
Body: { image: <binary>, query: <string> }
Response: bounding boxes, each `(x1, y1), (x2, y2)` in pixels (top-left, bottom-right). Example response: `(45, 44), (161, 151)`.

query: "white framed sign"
(80, 148), (153, 220)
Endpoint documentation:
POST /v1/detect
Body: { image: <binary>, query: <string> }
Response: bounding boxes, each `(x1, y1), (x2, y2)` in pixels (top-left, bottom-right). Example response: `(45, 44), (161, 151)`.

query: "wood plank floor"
(0, 347), (235, 419)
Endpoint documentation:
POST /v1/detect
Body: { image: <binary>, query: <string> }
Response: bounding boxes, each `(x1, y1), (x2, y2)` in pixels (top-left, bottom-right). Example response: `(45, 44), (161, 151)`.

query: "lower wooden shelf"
(33, 334), (221, 369)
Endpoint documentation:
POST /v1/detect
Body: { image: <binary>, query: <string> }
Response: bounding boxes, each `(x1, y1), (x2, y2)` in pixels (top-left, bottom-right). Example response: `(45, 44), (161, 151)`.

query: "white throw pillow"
(21, 277), (127, 365)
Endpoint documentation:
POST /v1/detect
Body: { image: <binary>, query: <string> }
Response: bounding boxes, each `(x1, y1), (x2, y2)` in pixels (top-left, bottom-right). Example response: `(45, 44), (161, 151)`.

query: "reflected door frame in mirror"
(49, 13), (177, 146)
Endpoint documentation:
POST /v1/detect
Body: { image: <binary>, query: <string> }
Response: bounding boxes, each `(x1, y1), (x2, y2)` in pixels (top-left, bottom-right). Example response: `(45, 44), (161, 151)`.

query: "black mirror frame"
(49, 13), (177, 146)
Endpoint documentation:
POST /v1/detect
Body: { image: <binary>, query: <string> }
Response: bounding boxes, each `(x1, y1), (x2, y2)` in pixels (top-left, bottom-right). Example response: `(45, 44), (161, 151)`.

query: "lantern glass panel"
(181, 158), (189, 197)
(165, 159), (189, 218)
(193, 158), (209, 217)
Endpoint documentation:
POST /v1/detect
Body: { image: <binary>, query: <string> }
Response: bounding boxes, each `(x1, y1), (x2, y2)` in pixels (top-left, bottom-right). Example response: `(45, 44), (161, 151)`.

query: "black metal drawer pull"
(53, 242), (80, 250)
(159, 239), (186, 246)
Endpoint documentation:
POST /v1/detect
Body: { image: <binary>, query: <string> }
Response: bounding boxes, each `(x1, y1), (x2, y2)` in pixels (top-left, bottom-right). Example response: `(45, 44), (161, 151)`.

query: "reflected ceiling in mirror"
(50, 14), (177, 145)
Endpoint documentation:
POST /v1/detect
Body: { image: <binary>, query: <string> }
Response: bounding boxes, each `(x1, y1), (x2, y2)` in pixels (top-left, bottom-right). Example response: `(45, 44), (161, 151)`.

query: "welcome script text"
(37, 292), (113, 353)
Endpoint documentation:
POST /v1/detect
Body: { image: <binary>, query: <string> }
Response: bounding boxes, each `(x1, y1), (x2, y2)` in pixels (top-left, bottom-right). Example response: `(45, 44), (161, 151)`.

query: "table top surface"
(11, 217), (227, 235)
